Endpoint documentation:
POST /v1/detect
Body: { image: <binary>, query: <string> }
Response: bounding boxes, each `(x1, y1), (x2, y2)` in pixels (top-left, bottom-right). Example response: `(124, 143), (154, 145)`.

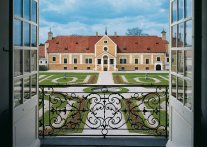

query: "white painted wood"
(167, 0), (194, 147)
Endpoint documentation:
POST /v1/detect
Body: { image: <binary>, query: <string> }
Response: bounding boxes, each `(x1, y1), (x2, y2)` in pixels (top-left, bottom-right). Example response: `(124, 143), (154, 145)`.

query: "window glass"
(32, 0), (37, 22)
(32, 25), (37, 47)
(52, 56), (56, 62)
(14, 50), (23, 77)
(110, 59), (114, 65)
(177, 77), (184, 102)
(89, 58), (92, 64)
(146, 59), (150, 64)
(31, 50), (37, 71)
(14, 79), (23, 107)
(24, 50), (30, 73)
(31, 75), (37, 96)
(178, 23), (184, 47)
(24, 0), (30, 20)
(171, 75), (177, 98)
(172, 25), (177, 47)
(74, 58), (77, 64)
(184, 50), (192, 78)
(24, 23), (30, 46)
(184, 79), (192, 109)
(98, 59), (101, 64)
(64, 58), (67, 64)
(185, 0), (192, 18)
(177, 50), (184, 75)
(24, 77), (30, 101)
(172, 0), (177, 22)
(13, 19), (22, 46)
(178, 0), (184, 20)
(185, 20), (192, 47)
(14, 0), (22, 17)
(157, 57), (161, 61)
(171, 50), (177, 72)
(135, 58), (138, 64)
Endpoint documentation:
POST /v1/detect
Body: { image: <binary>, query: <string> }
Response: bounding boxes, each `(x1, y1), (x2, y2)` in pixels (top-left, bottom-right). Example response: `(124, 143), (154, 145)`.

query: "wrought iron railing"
(39, 85), (169, 138)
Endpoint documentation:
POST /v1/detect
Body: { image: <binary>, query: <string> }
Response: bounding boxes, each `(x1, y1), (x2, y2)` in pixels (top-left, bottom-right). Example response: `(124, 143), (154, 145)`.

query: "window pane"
(172, 0), (177, 22)
(32, 25), (37, 47)
(177, 50), (184, 75)
(171, 50), (177, 72)
(31, 50), (37, 71)
(184, 50), (192, 78)
(14, 0), (22, 17)
(14, 79), (23, 107)
(171, 75), (177, 98)
(172, 25), (177, 47)
(185, 0), (192, 18)
(185, 20), (192, 47)
(184, 79), (192, 109)
(178, 0), (184, 20)
(177, 77), (183, 102)
(32, 0), (37, 22)
(24, 0), (30, 20)
(178, 23), (184, 47)
(31, 75), (37, 96)
(14, 50), (23, 77)
(24, 50), (30, 73)
(24, 77), (30, 100)
(13, 19), (22, 46)
(110, 59), (114, 64)
(24, 23), (30, 46)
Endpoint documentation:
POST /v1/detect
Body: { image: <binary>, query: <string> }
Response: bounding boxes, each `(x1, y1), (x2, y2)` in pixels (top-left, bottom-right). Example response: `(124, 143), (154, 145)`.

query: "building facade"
(39, 31), (169, 71)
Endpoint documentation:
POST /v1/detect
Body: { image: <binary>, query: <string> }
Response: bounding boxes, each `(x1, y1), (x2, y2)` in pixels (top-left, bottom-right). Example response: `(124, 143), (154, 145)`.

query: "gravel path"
(97, 72), (114, 85)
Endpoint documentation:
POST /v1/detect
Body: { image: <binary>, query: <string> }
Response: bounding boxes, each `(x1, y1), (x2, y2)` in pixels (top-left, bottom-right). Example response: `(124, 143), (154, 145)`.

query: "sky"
(39, 0), (169, 43)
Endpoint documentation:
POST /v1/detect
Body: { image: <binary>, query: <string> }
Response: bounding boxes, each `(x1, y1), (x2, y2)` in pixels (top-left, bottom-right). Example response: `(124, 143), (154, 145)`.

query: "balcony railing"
(39, 85), (169, 138)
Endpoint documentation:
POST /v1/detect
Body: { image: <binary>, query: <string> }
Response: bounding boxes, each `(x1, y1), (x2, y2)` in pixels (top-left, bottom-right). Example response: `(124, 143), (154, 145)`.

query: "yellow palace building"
(39, 30), (169, 71)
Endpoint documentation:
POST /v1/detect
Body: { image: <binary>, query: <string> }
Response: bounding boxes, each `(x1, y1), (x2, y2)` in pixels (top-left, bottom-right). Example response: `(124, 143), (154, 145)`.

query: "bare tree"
(126, 27), (148, 36)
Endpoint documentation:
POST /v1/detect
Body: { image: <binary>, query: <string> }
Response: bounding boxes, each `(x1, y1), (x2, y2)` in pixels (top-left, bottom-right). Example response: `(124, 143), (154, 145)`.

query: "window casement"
(146, 58), (150, 64)
(64, 58), (68, 64)
(146, 67), (149, 70)
(64, 67), (67, 70)
(167, 57), (169, 62)
(157, 56), (161, 61)
(98, 59), (101, 64)
(52, 56), (56, 62)
(135, 67), (138, 70)
(85, 58), (92, 64)
(13, 0), (38, 107)
(87, 67), (90, 70)
(110, 59), (114, 65)
(40, 61), (42, 64)
(170, 0), (193, 110)
(73, 58), (78, 64)
(74, 67), (77, 70)
(135, 58), (139, 64)
(120, 58), (127, 64)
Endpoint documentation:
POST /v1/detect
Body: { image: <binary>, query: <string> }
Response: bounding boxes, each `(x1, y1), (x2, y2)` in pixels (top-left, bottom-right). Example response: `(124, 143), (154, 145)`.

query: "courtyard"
(38, 70), (169, 137)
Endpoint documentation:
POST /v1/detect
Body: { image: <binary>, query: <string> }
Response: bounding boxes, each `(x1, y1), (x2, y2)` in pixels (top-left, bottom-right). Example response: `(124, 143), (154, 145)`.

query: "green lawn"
(113, 73), (169, 85)
(39, 72), (99, 85)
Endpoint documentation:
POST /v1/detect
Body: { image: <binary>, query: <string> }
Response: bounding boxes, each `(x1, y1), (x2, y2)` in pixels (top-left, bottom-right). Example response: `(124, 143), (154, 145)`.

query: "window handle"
(3, 47), (9, 52)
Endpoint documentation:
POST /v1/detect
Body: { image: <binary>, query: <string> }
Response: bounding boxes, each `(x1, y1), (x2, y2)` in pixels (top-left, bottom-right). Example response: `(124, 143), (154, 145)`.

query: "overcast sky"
(39, 0), (169, 43)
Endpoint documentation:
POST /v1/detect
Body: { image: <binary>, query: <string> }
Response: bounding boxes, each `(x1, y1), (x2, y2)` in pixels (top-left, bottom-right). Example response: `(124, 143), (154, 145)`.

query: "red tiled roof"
(39, 45), (46, 58)
(46, 36), (168, 53)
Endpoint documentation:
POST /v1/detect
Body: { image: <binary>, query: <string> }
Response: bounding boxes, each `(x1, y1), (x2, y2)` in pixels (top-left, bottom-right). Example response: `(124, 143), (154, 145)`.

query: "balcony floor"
(40, 136), (167, 147)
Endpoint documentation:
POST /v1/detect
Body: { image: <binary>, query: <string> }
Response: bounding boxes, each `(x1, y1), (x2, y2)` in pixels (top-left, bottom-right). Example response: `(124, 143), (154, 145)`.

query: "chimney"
(96, 32), (99, 37)
(114, 32), (117, 37)
(48, 28), (53, 40)
(161, 28), (166, 40)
